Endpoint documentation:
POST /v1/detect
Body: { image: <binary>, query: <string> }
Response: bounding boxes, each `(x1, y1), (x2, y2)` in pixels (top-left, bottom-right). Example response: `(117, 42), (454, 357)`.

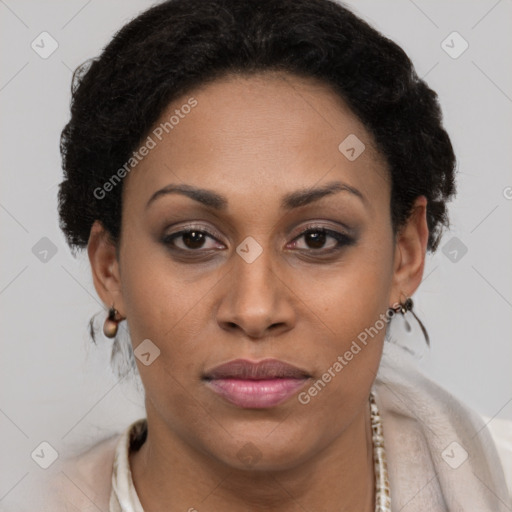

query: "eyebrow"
(145, 180), (366, 211)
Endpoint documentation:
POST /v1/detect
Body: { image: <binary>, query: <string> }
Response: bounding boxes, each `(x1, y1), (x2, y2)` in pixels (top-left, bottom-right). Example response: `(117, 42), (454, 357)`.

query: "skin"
(88, 71), (428, 512)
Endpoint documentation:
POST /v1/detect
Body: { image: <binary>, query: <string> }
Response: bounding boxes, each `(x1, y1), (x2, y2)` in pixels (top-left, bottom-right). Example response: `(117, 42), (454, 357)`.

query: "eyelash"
(290, 225), (355, 253)
(162, 224), (355, 256)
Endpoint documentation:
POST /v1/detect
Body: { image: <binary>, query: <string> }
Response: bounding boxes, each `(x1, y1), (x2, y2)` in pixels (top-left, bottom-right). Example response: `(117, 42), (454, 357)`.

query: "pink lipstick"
(203, 358), (310, 409)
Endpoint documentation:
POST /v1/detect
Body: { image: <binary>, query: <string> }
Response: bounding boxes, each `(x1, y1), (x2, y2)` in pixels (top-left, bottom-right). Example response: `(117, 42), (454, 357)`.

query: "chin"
(208, 424), (319, 472)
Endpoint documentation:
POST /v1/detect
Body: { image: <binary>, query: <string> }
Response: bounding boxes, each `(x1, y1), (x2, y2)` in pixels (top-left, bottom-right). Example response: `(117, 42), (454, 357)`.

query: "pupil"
(306, 231), (325, 249)
(184, 231), (205, 249)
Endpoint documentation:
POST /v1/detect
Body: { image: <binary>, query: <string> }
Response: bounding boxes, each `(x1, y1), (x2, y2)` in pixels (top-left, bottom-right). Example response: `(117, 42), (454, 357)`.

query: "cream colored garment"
(2, 342), (510, 511)
(109, 419), (146, 512)
(108, 342), (511, 511)
(373, 343), (511, 510)
(485, 416), (512, 493)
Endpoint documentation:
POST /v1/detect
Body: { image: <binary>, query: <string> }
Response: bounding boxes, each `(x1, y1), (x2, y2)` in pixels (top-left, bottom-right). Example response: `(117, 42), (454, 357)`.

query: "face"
(89, 71), (428, 471)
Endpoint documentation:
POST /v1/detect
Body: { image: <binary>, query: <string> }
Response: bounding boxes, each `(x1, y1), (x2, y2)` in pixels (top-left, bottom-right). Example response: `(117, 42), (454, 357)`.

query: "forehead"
(122, 71), (390, 213)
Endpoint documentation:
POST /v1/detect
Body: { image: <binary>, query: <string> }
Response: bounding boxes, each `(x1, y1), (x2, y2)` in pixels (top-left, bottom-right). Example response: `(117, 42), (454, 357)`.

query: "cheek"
(118, 242), (186, 359)
(118, 239), (223, 396)
(120, 235), (200, 332)
(299, 228), (394, 339)
(291, 230), (394, 405)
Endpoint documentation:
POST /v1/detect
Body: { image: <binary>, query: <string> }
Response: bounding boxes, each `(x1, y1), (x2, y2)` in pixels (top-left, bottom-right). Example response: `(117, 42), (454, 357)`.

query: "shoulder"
(484, 416), (512, 495)
(374, 343), (512, 509)
(1, 433), (121, 512)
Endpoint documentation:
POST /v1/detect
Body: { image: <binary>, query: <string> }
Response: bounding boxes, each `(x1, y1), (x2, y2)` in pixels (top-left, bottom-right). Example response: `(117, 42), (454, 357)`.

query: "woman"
(14, 0), (510, 510)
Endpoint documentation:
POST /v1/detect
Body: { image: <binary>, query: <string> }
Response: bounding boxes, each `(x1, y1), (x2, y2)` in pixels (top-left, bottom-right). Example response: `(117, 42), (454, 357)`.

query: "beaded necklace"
(369, 392), (392, 512)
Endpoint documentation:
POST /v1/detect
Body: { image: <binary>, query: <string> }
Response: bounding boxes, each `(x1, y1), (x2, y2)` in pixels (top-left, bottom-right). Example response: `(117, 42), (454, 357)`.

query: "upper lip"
(203, 358), (311, 380)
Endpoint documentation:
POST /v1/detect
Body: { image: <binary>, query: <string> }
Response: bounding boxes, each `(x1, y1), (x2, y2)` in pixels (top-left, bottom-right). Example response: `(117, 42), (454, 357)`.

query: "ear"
(390, 196), (429, 304)
(87, 220), (126, 316)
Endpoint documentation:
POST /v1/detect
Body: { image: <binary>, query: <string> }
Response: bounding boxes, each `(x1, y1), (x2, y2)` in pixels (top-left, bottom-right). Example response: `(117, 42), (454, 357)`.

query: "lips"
(203, 359), (311, 409)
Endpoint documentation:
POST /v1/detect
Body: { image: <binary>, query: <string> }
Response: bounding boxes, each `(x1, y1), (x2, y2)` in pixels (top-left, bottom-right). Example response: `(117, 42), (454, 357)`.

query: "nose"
(216, 243), (296, 340)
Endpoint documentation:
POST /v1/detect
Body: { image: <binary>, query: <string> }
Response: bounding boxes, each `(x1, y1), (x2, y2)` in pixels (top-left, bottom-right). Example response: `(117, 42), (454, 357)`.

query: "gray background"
(1, 0), (511, 502)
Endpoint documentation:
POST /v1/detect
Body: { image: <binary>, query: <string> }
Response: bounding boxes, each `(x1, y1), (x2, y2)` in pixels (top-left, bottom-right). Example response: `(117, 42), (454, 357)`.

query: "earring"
(103, 305), (123, 338)
(388, 297), (430, 347)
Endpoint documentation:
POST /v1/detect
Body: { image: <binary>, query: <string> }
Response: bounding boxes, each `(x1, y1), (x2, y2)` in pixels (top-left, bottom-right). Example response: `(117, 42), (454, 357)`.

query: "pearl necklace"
(369, 391), (392, 512)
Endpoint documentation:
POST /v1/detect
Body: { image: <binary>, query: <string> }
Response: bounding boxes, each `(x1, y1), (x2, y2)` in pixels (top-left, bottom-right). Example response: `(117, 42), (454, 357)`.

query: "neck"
(130, 401), (375, 512)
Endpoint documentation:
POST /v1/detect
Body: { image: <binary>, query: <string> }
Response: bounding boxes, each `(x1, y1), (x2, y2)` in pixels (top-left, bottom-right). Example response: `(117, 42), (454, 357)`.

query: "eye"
(162, 224), (355, 256)
(288, 226), (354, 252)
(162, 227), (224, 251)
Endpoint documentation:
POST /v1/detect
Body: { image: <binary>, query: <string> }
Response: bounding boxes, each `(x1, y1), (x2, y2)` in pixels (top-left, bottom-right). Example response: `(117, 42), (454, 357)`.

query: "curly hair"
(58, 0), (456, 257)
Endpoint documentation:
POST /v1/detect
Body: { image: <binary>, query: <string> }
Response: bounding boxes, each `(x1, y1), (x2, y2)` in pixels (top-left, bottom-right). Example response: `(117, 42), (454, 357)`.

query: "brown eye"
(162, 228), (223, 252)
(303, 230), (327, 249)
(291, 228), (354, 252)
(181, 231), (206, 249)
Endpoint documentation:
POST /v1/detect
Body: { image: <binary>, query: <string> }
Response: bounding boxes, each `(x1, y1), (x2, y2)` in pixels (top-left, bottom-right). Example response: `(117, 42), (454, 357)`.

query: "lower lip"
(205, 378), (309, 408)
